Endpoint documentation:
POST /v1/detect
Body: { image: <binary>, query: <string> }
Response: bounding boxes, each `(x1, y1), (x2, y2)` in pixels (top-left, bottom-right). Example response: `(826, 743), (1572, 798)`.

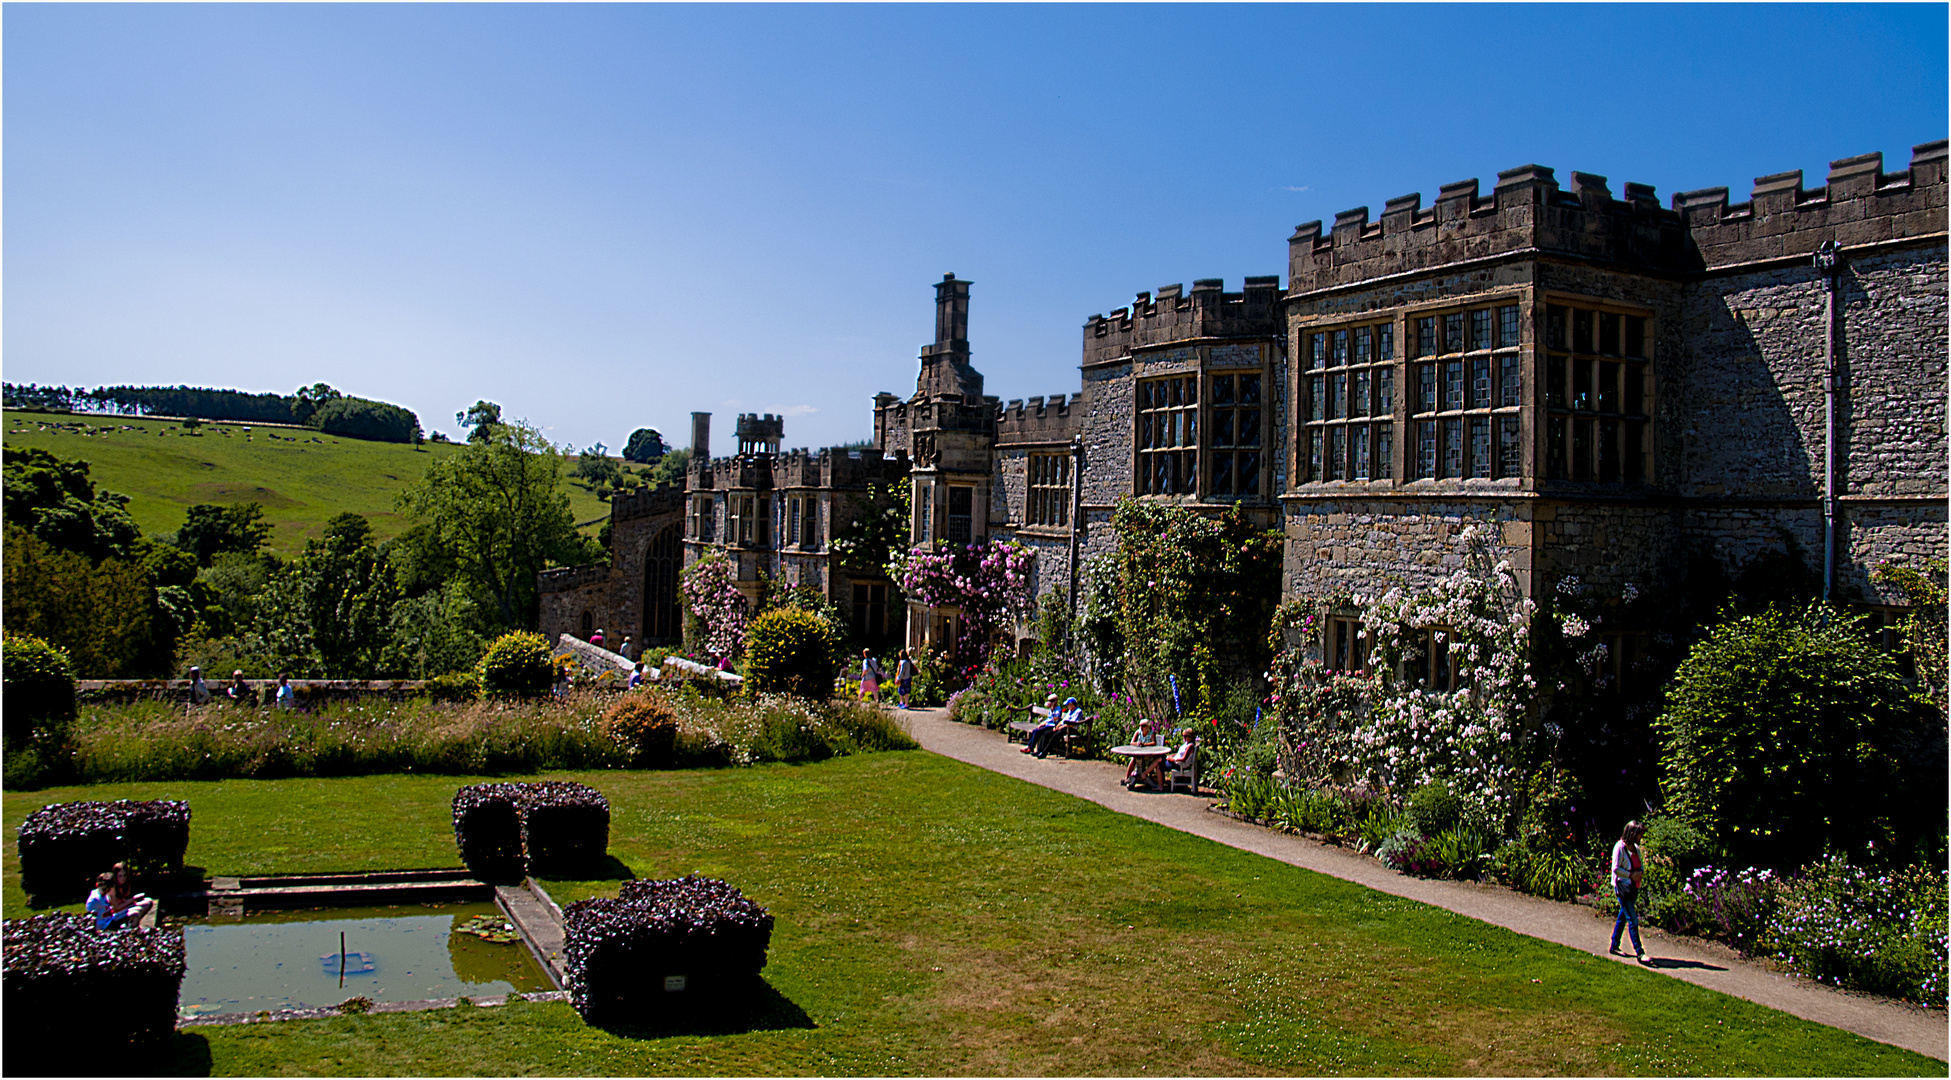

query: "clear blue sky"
(6, 4), (1945, 455)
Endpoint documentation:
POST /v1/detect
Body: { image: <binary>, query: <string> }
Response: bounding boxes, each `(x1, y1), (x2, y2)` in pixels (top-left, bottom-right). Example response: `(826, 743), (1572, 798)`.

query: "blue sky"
(6, 4), (1945, 455)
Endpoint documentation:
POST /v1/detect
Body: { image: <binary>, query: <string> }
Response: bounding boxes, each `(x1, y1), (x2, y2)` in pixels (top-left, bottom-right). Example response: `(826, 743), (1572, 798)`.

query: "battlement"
(997, 392), (1085, 444)
(1083, 276), (1282, 366)
(1674, 141), (1947, 266)
(538, 563), (610, 593)
(1288, 141), (1948, 293)
(609, 482), (685, 522)
(735, 413), (785, 454)
(774, 445), (910, 488)
(908, 392), (999, 435)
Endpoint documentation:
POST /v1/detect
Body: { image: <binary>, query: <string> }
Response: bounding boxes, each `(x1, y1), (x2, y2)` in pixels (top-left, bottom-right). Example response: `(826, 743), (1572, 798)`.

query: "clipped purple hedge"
(16, 800), (191, 900)
(452, 781), (609, 882)
(563, 876), (773, 1025)
(3, 912), (186, 1050)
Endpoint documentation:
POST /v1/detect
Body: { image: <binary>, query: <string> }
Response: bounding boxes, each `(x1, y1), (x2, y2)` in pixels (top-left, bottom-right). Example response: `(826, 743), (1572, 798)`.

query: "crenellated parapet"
(1674, 141), (1947, 266)
(1083, 277), (1282, 366)
(1288, 142), (1948, 294)
(538, 563), (610, 593)
(608, 482), (685, 522)
(774, 445), (910, 489)
(1288, 164), (1690, 294)
(997, 392), (1085, 445)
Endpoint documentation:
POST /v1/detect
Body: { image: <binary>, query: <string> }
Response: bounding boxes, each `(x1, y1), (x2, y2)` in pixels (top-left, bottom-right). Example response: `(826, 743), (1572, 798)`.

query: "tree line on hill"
(1, 419), (609, 680)
(3, 382), (422, 444)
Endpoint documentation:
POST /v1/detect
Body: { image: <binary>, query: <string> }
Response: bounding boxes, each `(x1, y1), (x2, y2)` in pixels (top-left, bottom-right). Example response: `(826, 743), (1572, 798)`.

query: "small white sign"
(663, 975), (687, 992)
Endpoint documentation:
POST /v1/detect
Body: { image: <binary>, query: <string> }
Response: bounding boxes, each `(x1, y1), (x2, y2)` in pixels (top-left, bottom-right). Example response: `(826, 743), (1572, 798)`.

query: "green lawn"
(2, 410), (612, 554)
(3, 753), (1935, 1076)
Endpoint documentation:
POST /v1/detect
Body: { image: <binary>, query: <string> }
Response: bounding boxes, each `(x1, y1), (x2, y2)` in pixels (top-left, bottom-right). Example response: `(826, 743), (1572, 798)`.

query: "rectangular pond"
(175, 901), (553, 1018)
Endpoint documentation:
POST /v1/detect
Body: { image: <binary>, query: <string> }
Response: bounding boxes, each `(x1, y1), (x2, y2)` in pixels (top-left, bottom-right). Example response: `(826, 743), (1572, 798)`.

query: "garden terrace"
(0, 761), (1937, 1075)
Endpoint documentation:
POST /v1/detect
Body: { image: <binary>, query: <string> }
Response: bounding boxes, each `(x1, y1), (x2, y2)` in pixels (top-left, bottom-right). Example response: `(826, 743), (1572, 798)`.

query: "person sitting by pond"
(224, 670), (253, 705)
(628, 662), (647, 689)
(274, 675), (296, 710)
(86, 865), (155, 930)
(1122, 718), (1166, 789)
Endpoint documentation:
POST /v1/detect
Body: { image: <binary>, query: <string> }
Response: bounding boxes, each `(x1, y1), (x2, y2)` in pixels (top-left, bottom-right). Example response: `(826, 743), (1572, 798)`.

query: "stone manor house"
(542, 140), (1948, 672)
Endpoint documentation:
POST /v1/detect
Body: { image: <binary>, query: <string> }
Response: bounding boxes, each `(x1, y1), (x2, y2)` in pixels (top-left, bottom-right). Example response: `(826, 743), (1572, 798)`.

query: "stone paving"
(896, 705), (1949, 1062)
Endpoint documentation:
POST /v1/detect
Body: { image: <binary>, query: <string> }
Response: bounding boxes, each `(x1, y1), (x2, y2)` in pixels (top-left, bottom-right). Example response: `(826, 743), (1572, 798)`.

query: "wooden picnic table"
(1111, 743), (1171, 789)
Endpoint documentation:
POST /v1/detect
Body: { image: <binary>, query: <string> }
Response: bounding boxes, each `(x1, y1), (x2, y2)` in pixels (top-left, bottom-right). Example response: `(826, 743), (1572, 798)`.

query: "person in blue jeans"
(1609, 820), (1648, 960)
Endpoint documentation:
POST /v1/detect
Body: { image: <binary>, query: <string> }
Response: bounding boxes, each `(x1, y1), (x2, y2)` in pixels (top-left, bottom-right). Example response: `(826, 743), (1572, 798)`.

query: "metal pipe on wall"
(1814, 240), (1842, 605)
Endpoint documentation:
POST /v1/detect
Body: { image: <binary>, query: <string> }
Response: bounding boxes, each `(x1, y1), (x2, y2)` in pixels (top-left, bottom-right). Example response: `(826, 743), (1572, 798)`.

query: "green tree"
(2, 447), (141, 562)
(574, 444), (625, 492)
(743, 608), (841, 699)
(1657, 604), (1941, 870)
(378, 580), (490, 678)
(175, 503), (273, 567)
(456, 400), (503, 442)
(1, 525), (160, 677)
(310, 397), (422, 444)
(290, 382), (342, 424)
(294, 513), (401, 677)
(622, 427), (668, 464)
(1871, 557), (1948, 721)
(647, 447), (690, 489)
(395, 420), (583, 630)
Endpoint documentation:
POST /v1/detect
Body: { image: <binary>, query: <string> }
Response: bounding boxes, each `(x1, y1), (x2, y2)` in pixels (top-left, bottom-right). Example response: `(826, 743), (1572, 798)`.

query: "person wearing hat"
(1024, 696), (1084, 759)
(590, 627), (605, 648)
(1020, 694), (1061, 756)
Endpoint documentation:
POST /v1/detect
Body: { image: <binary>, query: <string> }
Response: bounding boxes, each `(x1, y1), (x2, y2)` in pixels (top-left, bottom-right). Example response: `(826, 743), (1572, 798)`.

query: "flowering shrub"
(1661, 866), (1780, 951)
(891, 539), (1033, 668)
(1760, 856), (1948, 1007)
(478, 630), (554, 698)
(1377, 830), (1446, 877)
(680, 551), (748, 659)
(1271, 523), (1536, 828)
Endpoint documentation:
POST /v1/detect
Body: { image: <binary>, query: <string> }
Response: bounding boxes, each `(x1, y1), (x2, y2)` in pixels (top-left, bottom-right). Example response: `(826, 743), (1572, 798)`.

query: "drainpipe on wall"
(1814, 240), (1843, 606)
(1066, 435), (1084, 642)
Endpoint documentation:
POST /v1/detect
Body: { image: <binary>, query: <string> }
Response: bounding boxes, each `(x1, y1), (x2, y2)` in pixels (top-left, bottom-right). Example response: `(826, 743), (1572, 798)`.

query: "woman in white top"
(1122, 719), (1163, 788)
(1609, 820), (1648, 959)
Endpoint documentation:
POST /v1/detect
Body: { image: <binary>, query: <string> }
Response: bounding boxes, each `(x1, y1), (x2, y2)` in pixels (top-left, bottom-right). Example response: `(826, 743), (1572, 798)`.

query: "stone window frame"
(1207, 370), (1266, 498)
(1135, 372), (1201, 497)
(1132, 343), (1273, 503)
(1541, 295), (1653, 485)
(1026, 451), (1071, 527)
(689, 495), (715, 542)
(727, 494), (771, 548)
(1403, 298), (1525, 483)
(1407, 627), (1468, 692)
(945, 485), (975, 544)
(1323, 613), (1368, 673)
(1298, 317), (1396, 484)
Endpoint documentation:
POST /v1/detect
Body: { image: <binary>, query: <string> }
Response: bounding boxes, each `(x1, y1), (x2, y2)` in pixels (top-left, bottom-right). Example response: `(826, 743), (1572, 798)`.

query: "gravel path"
(897, 705), (1948, 1062)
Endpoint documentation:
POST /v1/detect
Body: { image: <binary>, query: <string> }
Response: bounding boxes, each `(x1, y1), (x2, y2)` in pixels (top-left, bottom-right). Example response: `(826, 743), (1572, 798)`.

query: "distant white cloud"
(1282, 185), (1311, 193)
(777, 404), (819, 417)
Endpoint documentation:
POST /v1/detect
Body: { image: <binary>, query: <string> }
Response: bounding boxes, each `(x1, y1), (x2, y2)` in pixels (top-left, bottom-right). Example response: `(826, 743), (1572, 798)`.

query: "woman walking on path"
(1609, 820), (1648, 960)
(859, 650), (884, 703)
(895, 649), (916, 709)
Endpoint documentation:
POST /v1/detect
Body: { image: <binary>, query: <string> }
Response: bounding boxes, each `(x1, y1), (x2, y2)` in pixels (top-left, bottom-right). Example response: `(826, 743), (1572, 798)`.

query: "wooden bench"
(1004, 705), (1051, 744)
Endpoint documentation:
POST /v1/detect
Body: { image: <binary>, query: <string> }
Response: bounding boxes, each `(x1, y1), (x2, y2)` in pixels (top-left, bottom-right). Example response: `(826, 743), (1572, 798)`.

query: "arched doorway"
(643, 525), (682, 645)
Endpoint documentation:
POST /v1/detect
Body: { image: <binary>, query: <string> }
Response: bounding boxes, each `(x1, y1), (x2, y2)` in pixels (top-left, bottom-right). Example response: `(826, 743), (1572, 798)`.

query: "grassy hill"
(3, 410), (613, 557)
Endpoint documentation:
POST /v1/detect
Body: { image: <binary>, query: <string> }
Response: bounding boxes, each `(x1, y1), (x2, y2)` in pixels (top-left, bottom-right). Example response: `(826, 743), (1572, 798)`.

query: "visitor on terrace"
(629, 662), (647, 689)
(187, 666), (211, 706)
(86, 864), (155, 930)
(895, 649), (916, 709)
(274, 675), (296, 710)
(859, 650), (885, 703)
(224, 670), (253, 705)
(1024, 697), (1083, 759)
(1122, 718), (1165, 789)
(1162, 726), (1197, 782)
(1609, 820), (1648, 961)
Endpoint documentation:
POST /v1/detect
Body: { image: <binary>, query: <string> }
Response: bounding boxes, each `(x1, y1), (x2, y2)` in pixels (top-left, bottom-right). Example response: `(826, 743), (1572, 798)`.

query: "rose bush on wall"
(891, 538), (1033, 669)
(681, 551), (748, 660)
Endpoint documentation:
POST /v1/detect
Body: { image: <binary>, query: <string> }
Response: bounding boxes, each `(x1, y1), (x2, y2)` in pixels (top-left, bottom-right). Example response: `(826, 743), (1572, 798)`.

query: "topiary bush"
(3, 633), (76, 748)
(477, 631), (555, 698)
(563, 875), (773, 1026)
(3, 912), (186, 1061)
(1402, 778), (1462, 837)
(604, 692), (681, 768)
(741, 608), (840, 700)
(1657, 604), (1939, 870)
(16, 799), (191, 901)
(452, 781), (610, 882)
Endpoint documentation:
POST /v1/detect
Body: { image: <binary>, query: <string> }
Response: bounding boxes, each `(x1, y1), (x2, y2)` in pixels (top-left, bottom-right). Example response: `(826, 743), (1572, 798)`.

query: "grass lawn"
(3, 752), (1936, 1076)
(2, 409), (612, 554)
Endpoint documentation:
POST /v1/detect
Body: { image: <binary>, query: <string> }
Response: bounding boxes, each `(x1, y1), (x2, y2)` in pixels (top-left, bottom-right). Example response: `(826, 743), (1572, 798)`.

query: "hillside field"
(3, 409), (612, 556)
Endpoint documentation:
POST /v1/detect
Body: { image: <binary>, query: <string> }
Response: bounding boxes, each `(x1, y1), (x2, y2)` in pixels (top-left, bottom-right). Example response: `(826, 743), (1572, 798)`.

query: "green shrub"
(604, 692), (681, 767)
(3, 633), (76, 747)
(1657, 604), (1938, 870)
(1403, 779), (1462, 837)
(1427, 826), (1496, 880)
(1642, 815), (1713, 876)
(425, 669), (482, 702)
(477, 631), (554, 698)
(1760, 856), (1947, 1007)
(742, 608), (840, 699)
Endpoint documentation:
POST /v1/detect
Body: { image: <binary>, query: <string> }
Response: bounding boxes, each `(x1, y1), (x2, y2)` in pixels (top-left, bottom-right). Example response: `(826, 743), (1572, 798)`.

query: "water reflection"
(176, 902), (551, 1017)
